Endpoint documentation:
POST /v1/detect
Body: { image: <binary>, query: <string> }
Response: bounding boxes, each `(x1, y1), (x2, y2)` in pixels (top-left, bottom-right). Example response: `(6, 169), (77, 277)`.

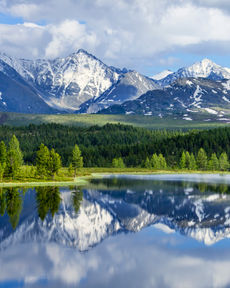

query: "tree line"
(0, 135), (83, 180)
(142, 149), (229, 171)
(0, 123), (230, 170)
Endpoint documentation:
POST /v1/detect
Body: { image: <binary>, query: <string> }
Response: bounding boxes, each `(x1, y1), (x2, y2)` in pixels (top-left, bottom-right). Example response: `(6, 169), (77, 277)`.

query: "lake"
(1, 174), (230, 287)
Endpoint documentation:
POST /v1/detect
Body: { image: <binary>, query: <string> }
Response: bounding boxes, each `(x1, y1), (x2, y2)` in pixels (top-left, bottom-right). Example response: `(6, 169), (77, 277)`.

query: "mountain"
(0, 50), (122, 112)
(1, 52), (230, 116)
(152, 70), (173, 80)
(0, 60), (58, 114)
(159, 58), (230, 86)
(78, 71), (161, 113)
(99, 77), (230, 120)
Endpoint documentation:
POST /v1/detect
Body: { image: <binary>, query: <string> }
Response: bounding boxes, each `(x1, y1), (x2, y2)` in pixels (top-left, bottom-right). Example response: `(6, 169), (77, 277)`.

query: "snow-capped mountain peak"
(152, 70), (173, 80)
(185, 58), (224, 78)
(158, 58), (230, 86)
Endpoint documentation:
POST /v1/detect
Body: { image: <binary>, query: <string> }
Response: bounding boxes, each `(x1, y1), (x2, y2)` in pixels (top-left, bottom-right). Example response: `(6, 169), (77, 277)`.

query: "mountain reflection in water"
(1, 175), (230, 287)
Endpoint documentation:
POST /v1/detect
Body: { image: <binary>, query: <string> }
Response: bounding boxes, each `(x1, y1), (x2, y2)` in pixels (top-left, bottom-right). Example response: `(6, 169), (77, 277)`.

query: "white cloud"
(0, 0), (230, 72)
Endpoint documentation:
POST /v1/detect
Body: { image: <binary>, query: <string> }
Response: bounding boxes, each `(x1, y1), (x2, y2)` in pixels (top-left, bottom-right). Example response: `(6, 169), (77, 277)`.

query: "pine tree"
(118, 157), (125, 168)
(112, 158), (118, 168)
(72, 144), (83, 177)
(151, 153), (160, 169)
(208, 153), (219, 171)
(188, 153), (196, 170)
(196, 148), (208, 170)
(36, 144), (50, 178)
(8, 135), (23, 166)
(0, 141), (6, 165)
(5, 135), (23, 178)
(219, 152), (229, 171)
(0, 163), (5, 181)
(180, 151), (186, 169)
(145, 157), (151, 169)
(48, 149), (62, 179)
(68, 163), (74, 176)
(185, 151), (191, 169)
(158, 154), (167, 169)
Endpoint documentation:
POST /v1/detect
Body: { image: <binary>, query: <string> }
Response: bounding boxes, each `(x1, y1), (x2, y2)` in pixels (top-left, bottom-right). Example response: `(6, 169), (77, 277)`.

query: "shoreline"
(1, 170), (230, 187)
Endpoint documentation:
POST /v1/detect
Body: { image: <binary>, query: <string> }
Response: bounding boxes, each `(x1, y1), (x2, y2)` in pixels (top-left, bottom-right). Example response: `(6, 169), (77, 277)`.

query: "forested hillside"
(0, 123), (229, 167)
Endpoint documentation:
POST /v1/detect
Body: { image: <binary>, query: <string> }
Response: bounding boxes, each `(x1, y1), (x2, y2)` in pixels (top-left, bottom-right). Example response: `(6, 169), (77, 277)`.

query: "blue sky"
(0, 0), (230, 76)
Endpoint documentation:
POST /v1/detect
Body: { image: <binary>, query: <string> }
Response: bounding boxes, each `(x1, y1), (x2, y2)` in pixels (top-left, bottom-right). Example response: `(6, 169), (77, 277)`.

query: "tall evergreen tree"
(0, 141), (6, 165)
(48, 148), (62, 179)
(9, 135), (23, 166)
(196, 148), (208, 170)
(188, 153), (196, 170)
(151, 153), (160, 169)
(219, 152), (229, 171)
(180, 151), (186, 169)
(208, 153), (219, 171)
(36, 144), (50, 178)
(185, 152), (191, 169)
(145, 157), (151, 169)
(112, 158), (118, 168)
(158, 154), (167, 169)
(72, 144), (83, 177)
(5, 135), (23, 178)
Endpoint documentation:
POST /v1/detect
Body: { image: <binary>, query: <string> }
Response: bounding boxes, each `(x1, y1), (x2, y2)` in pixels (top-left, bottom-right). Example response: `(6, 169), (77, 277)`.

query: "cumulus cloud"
(0, 0), (230, 72)
(0, 20), (97, 59)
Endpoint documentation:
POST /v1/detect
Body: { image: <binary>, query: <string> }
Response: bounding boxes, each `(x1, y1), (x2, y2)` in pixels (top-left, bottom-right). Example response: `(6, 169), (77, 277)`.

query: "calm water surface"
(1, 174), (230, 287)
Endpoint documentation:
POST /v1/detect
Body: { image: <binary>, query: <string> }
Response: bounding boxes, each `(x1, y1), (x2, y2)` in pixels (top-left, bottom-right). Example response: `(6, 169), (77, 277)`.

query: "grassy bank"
(1, 166), (230, 188)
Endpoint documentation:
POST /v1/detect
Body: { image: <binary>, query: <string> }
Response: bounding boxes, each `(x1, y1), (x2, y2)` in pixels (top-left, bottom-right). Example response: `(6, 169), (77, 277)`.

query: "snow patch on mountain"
(152, 70), (173, 80)
(204, 108), (218, 115)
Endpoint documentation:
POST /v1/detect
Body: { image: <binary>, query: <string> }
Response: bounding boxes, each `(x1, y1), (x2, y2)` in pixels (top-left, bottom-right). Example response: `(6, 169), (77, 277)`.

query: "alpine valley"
(1, 49), (230, 121)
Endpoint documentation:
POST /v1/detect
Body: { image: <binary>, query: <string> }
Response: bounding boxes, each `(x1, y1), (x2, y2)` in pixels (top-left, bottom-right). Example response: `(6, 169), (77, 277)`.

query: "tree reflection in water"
(36, 186), (62, 221)
(5, 187), (22, 229)
(71, 187), (83, 214)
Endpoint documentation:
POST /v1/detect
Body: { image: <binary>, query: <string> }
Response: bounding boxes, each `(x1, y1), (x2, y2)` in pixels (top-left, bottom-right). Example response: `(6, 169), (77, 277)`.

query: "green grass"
(1, 112), (230, 130)
(1, 166), (230, 188)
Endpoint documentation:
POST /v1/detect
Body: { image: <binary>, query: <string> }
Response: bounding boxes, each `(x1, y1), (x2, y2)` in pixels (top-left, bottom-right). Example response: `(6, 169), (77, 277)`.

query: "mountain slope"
(78, 71), (161, 113)
(99, 77), (230, 119)
(0, 50), (122, 111)
(159, 58), (230, 86)
(0, 60), (58, 114)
